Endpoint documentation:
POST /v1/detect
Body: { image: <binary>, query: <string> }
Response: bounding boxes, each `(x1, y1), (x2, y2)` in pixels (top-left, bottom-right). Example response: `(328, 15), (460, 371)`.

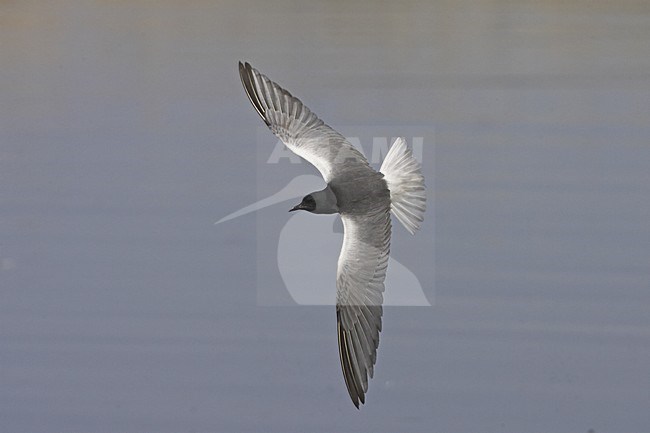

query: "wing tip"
(337, 307), (369, 409)
(238, 60), (270, 125)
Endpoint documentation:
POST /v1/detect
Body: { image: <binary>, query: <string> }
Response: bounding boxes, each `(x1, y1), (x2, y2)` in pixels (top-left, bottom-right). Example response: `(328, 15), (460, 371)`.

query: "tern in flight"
(238, 62), (426, 407)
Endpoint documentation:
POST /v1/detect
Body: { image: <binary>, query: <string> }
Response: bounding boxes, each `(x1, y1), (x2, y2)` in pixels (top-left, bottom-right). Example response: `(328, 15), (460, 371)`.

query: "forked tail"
(379, 138), (426, 234)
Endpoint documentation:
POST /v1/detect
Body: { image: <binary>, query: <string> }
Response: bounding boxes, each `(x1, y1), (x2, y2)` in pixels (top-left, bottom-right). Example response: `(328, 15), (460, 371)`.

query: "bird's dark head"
(289, 194), (316, 213)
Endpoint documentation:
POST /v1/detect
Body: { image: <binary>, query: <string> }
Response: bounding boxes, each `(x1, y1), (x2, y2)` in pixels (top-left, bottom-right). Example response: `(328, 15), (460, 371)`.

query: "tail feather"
(379, 138), (426, 234)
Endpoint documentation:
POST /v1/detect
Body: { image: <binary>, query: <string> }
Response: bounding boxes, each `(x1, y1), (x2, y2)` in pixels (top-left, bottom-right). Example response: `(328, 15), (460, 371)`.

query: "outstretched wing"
(238, 61), (370, 183)
(336, 208), (391, 407)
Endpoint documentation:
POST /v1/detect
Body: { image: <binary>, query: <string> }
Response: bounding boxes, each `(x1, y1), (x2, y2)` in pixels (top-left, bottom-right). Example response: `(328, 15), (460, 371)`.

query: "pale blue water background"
(1, 1), (649, 432)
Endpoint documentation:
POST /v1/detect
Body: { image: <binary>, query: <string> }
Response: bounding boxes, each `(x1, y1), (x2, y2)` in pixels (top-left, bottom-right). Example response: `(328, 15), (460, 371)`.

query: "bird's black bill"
(289, 204), (301, 212)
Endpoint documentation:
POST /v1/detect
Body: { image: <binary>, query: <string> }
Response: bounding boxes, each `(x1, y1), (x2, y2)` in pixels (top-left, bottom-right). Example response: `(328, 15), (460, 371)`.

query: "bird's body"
(238, 62), (426, 407)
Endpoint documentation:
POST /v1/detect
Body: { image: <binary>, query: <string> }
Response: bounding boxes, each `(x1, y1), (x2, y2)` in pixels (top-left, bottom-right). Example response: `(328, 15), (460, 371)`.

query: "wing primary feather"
(252, 70), (274, 114)
(345, 328), (366, 404)
(351, 322), (372, 383)
(239, 62), (268, 125)
(349, 325), (368, 390)
(354, 321), (373, 369)
(337, 309), (361, 409)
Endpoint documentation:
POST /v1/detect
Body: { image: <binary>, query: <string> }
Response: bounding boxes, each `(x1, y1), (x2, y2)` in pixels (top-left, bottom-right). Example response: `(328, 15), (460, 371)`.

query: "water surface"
(1, 1), (649, 432)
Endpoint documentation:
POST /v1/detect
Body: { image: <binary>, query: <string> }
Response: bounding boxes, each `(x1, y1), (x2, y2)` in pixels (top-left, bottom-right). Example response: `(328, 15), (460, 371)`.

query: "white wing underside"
(239, 62), (368, 183)
(336, 211), (390, 407)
